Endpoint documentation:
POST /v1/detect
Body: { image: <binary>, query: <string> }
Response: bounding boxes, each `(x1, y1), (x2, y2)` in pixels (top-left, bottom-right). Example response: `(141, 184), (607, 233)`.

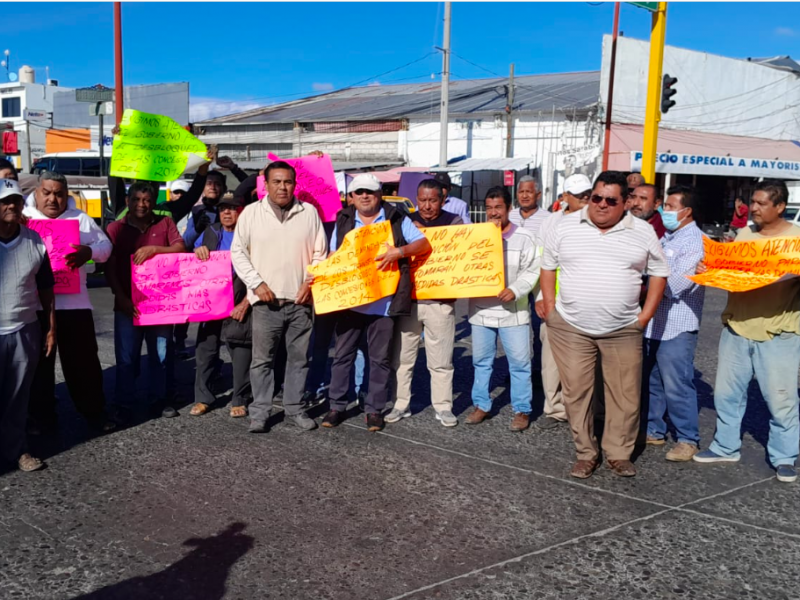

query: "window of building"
(1, 97), (21, 118)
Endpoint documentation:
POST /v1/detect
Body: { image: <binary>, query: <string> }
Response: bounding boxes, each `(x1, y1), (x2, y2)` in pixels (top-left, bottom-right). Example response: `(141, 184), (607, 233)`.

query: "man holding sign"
(23, 172), (116, 434)
(387, 179), (463, 427)
(231, 161), (328, 434)
(322, 174), (431, 432)
(106, 182), (186, 421)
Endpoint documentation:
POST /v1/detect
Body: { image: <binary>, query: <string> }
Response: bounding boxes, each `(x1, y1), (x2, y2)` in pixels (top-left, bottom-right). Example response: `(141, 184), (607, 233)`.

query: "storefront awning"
(608, 124), (800, 180)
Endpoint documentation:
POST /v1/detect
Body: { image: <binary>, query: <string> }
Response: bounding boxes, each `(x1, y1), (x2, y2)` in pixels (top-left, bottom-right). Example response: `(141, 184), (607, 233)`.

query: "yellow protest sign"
(309, 221), (400, 314)
(411, 223), (505, 300)
(689, 235), (800, 292)
(110, 109), (207, 182)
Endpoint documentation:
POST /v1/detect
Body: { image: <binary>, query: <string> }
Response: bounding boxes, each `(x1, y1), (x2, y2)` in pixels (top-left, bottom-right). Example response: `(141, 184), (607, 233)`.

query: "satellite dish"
(8, 72), (17, 82)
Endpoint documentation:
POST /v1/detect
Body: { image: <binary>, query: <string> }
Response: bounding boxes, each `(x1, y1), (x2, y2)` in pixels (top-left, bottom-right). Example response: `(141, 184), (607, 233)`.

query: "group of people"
(1, 152), (798, 484)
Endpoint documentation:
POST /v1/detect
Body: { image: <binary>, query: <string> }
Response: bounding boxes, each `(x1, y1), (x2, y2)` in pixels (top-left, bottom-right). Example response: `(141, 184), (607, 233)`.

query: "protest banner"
(309, 221), (399, 314)
(110, 109), (207, 182)
(27, 219), (80, 294)
(411, 223), (505, 300)
(267, 153), (341, 222)
(689, 235), (800, 292)
(131, 252), (234, 326)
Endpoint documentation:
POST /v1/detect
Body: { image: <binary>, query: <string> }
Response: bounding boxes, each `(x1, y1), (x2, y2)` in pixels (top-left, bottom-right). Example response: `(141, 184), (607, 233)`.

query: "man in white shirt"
(509, 175), (548, 237)
(23, 172), (116, 434)
(541, 171), (669, 479)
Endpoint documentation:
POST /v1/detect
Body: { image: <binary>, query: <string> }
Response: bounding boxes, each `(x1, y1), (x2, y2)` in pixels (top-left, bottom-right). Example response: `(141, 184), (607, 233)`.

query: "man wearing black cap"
(190, 193), (253, 417)
(433, 172), (471, 224)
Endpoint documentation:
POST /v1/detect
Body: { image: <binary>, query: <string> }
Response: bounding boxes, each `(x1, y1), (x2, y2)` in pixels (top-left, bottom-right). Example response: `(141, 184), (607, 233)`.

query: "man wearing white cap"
(0, 179), (56, 472)
(533, 173), (592, 430)
(322, 173), (431, 432)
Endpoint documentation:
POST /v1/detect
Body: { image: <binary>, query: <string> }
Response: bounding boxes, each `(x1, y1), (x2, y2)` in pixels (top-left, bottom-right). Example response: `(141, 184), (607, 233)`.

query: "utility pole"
(602, 2), (621, 171)
(114, 2), (124, 124)
(505, 63), (515, 159)
(438, 1), (451, 168)
(641, 2), (668, 184)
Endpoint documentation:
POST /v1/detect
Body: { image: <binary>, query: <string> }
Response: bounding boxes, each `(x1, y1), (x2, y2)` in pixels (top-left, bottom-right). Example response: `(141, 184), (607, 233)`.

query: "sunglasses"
(591, 194), (621, 207)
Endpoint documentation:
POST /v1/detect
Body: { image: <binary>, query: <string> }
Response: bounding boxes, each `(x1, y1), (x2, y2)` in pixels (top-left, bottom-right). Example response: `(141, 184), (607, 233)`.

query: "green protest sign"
(110, 109), (207, 181)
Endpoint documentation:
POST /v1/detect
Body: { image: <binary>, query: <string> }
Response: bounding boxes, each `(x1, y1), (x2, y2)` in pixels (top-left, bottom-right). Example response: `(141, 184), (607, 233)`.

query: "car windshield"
(784, 207), (799, 221)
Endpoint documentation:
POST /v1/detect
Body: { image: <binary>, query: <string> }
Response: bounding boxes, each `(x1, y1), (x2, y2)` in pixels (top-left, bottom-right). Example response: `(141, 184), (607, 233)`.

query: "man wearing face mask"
(642, 186), (705, 462)
(23, 172), (116, 434)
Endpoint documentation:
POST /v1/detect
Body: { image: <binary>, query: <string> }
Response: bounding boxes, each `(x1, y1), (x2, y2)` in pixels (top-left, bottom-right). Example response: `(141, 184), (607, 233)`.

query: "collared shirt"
(468, 224), (539, 328)
(645, 222), (705, 341)
(534, 208), (568, 301)
(542, 206), (670, 336)
(106, 215), (183, 310)
(330, 208), (425, 316)
(443, 196), (471, 224)
(510, 206), (548, 237)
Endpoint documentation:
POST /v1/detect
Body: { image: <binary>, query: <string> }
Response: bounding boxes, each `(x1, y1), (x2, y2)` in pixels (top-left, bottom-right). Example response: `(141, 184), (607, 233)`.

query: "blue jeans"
(709, 327), (800, 466)
(472, 324), (532, 414)
(644, 332), (700, 445)
(114, 312), (174, 407)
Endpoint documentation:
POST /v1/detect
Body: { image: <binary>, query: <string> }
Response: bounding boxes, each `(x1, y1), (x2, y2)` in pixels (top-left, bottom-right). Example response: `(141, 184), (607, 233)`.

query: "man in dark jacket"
(321, 174), (431, 432)
(190, 193), (252, 418)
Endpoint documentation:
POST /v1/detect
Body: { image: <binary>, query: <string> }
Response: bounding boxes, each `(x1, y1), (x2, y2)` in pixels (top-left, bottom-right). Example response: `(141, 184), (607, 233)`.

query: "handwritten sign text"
(27, 219), (81, 294)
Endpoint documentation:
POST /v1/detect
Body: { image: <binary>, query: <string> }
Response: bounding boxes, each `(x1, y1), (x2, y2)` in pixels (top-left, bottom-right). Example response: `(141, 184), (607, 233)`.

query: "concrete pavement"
(1, 286), (798, 600)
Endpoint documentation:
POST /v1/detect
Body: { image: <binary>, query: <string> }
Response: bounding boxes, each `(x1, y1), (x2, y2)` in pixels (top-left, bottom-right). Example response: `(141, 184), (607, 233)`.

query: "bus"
(32, 152), (111, 177)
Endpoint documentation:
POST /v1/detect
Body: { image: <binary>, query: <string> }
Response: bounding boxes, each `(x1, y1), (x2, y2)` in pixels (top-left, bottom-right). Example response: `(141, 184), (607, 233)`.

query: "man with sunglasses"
(533, 174), (592, 430)
(541, 171), (669, 479)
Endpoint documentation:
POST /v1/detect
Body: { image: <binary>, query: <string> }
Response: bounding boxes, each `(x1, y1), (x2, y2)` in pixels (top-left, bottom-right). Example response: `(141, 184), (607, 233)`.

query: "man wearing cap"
(0, 178), (56, 472)
(509, 175), (548, 237)
(533, 173), (592, 430)
(190, 193), (253, 418)
(387, 178), (462, 427)
(231, 161), (328, 434)
(625, 172), (646, 212)
(322, 173), (432, 432)
(23, 171), (116, 435)
(541, 171), (669, 479)
(433, 172), (472, 224)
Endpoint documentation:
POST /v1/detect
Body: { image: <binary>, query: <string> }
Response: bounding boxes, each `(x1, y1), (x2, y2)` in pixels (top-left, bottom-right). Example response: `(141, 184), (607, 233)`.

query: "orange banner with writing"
(411, 223), (505, 300)
(308, 221), (400, 314)
(689, 236), (800, 292)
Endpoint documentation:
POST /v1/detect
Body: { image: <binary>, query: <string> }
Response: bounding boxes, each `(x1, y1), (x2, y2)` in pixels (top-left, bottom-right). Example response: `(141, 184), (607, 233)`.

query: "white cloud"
(312, 82), (334, 92)
(775, 27), (796, 36)
(190, 98), (263, 121)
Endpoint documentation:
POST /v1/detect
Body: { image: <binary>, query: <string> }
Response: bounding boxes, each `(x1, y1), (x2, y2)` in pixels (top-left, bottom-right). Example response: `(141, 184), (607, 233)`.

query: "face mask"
(661, 208), (686, 231)
(657, 205), (664, 215)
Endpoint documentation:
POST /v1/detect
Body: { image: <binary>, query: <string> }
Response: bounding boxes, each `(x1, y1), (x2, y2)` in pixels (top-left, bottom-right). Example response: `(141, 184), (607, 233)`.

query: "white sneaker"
(385, 408), (411, 423)
(436, 410), (458, 427)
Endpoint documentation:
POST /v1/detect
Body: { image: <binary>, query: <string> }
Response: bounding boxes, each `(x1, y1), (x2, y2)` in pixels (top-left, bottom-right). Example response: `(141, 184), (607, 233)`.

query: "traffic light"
(661, 74), (678, 114)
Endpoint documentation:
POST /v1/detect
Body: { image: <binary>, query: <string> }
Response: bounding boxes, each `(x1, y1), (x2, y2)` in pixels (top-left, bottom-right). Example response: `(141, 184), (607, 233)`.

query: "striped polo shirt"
(542, 206), (669, 336)
(509, 207), (548, 237)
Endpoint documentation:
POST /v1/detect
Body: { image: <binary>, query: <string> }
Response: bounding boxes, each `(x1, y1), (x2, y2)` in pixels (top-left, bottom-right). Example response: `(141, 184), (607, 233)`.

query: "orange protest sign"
(689, 235), (800, 292)
(309, 221), (400, 314)
(411, 223), (505, 300)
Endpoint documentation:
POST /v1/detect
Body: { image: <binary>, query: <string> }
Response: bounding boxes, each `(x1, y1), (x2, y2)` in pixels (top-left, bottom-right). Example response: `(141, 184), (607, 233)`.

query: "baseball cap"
(169, 179), (192, 193)
(349, 174), (381, 193)
(0, 178), (23, 201)
(563, 174), (592, 196)
(218, 192), (243, 208)
(433, 172), (452, 187)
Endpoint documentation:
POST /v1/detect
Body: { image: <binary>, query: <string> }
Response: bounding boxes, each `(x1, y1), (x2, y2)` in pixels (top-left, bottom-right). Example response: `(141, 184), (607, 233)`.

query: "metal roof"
(199, 71), (600, 125)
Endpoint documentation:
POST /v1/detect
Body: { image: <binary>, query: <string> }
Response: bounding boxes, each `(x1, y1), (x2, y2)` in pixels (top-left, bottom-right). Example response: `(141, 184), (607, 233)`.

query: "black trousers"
(29, 309), (106, 426)
(305, 311), (338, 393)
(328, 311), (394, 414)
(195, 320), (253, 408)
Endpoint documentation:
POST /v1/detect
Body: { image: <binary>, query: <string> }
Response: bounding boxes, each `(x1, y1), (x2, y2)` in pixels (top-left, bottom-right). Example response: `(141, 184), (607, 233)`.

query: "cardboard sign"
(27, 219), (81, 294)
(411, 223), (505, 300)
(110, 109), (207, 182)
(308, 221), (399, 314)
(131, 252), (234, 326)
(689, 235), (800, 292)
(267, 153), (341, 222)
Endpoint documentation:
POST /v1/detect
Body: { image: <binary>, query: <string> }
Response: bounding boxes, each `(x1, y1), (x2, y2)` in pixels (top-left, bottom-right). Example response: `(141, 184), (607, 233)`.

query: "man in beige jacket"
(231, 161), (328, 433)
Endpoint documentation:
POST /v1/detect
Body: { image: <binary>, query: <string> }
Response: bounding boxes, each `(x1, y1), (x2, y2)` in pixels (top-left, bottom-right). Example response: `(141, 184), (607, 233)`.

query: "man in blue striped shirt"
(643, 185), (705, 462)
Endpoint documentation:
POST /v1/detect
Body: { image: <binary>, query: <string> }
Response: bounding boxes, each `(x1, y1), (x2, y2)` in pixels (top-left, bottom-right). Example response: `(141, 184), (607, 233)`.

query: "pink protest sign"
(27, 219), (81, 294)
(131, 252), (234, 326)
(267, 152), (342, 222)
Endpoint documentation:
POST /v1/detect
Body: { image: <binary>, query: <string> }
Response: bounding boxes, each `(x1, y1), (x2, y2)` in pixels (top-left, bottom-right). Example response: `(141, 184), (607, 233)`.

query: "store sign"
(23, 109), (48, 121)
(631, 151), (800, 180)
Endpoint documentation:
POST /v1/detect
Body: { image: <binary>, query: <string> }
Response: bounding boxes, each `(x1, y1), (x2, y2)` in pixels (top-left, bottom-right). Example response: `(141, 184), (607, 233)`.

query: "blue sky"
(4, 2), (800, 120)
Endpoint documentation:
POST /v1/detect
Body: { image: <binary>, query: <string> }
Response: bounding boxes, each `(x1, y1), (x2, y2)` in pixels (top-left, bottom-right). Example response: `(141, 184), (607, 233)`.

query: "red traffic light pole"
(602, 2), (621, 172)
(114, 2), (124, 124)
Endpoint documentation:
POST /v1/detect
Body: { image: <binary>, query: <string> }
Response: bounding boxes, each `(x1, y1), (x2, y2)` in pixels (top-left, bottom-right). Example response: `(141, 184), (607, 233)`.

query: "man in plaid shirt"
(643, 185), (705, 462)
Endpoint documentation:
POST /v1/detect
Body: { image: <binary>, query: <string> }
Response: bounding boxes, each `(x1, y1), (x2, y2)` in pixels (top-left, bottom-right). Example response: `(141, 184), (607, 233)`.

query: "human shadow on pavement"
(69, 522), (254, 600)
